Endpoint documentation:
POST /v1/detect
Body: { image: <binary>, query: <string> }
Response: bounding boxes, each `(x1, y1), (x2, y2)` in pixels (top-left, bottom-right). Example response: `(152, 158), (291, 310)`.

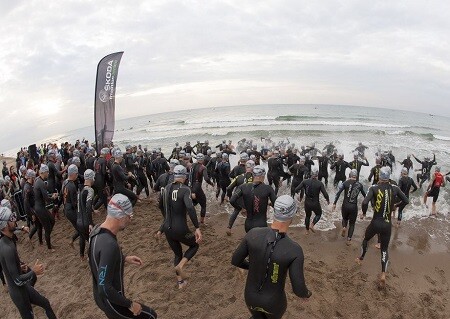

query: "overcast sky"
(1, 0), (450, 152)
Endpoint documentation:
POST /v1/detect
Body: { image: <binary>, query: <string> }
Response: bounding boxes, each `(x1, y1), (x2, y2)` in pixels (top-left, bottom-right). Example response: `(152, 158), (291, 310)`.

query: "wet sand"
(1, 185), (449, 319)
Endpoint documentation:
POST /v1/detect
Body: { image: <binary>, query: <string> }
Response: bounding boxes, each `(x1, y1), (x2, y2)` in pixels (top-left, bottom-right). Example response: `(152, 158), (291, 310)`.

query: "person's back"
(232, 195), (311, 319)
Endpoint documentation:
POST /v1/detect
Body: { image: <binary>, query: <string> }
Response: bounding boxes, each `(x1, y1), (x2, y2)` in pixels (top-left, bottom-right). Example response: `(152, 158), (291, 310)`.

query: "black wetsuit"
(330, 160), (351, 187)
(295, 178), (329, 230)
(359, 183), (409, 272)
(368, 164), (382, 185)
(349, 159), (369, 181)
(414, 155), (436, 187)
(0, 234), (56, 319)
(112, 162), (138, 206)
(216, 161), (231, 203)
(288, 164), (308, 198)
(399, 158), (413, 172)
(267, 157), (285, 195)
(135, 156), (149, 197)
(303, 159), (314, 179)
(152, 157), (169, 181)
(93, 157), (108, 210)
(160, 182), (200, 266)
(334, 179), (366, 239)
(206, 157), (219, 184)
(230, 182), (276, 232)
(232, 228), (311, 319)
(397, 176), (417, 221)
(77, 185), (94, 258)
(33, 177), (55, 249)
(62, 179), (79, 243)
(230, 164), (246, 179)
(189, 163), (213, 219)
(22, 181), (35, 229)
(226, 172), (254, 229)
(89, 227), (157, 319)
(317, 156), (329, 186)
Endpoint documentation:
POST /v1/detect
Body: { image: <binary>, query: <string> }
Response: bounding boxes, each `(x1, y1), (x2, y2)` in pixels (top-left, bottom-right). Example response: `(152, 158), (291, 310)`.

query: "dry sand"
(0, 180), (449, 318)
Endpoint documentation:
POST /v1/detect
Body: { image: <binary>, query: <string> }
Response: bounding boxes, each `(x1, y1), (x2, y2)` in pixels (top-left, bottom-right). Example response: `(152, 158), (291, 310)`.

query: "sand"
(1, 180), (449, 318)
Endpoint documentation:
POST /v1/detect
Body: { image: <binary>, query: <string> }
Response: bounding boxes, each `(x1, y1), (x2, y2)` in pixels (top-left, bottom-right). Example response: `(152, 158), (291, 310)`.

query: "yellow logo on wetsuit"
(271, 263), (279, 284)
(374, 188), (391, 222)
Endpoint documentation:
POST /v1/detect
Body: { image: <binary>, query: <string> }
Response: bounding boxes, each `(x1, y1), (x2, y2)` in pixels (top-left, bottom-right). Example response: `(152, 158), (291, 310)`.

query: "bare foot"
(310, 223), (316, 233)
(154, 231), (161, 243)
(379, 274), (386, 289)
(355, 257), (362, 265)
(49, 248), (56, 253)
(226, 228), (232, 236)
(374, 243), (381, 249)
(346, 240), (352, 246)
(175, 266), (188, 280)
(178, 280), (188, 289)
(305, 230), (310, 235)
(341, 228), (346, 237)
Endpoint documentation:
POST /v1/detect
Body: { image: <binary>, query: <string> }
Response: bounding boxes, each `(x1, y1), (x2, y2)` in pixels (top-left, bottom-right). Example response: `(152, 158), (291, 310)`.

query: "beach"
(1, 185), (449, 319)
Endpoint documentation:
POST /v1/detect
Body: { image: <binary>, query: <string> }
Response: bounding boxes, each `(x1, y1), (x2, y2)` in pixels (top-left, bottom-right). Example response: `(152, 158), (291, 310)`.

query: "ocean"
(9, 104), (450, 241)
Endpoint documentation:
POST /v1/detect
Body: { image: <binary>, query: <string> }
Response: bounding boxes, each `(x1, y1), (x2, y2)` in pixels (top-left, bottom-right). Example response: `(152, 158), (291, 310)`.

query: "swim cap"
(0, 207), (15, 230)
(169, 159), (180, 168)
(19, 165), (27, 174)
(26, 169), (36, 179)
(305, 153), (311, 159)
(84, 169), (95, 181)
(205, 140), (209, 144)
(253, 165), (266, 176)
(250, 155), (256, 160)
(273, 195), (297, 222)
(311, 167), (319, 177)
(240, 153), (249, 161)
(39, 164), (49, 174)
(68, 164), (78, 176)
(379, 167), (391, 180)
(174, 165), (188, 179)
(185, 153), (192, 159)
(72, 157), (81, 165)
(216, 152), (222, 159)
(207, 149), (212, 155)
(252, 145), (257, 149)
(401, 167), (408, 175)
(1, 199), (11, 210)
(196, 153), (205, 161)
(4, 176), (10, 182)
(136, 150), (143, 156)
(435, 166), (441, 172)
(73, 150), (81, 157)
(222, 153), (229, 160)
(349, 169), (358, 178)
(101, 148), (110, 155)
(125, 145), (132, 151)
(113, 149), (123, 158)
(107, 194), (133, 219)
(245, 160), (256, 169)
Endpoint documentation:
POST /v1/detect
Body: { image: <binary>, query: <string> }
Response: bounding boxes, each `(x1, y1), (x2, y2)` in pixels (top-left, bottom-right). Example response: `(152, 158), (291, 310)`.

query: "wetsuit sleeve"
(154, 175), (162, 192)
(320, 183), (330, 202)
(289, 246), (312, 298)
(97, 244), (133, 308)
(330, 162), (336, 169)
(333, 182), (345, 204)
(70, 184), (78, 209)
(393, 186), (409, 206)
(269, 187), (277, 206)
(202, 167), (213, 185)
(230, 185), (243, 210)
(413, 155), (422, 164)
(231, 235), (249, 270)
(87, 188), (95, 225)
(368, 168), (374, 182)
(226, 177), (238, 198)
(362, 187), (374, 214)
(2, 245), (36, 286)
(360, 185), (367, 198)
(39, 181), (51, 204)
(184, 188), (199, 229)
(362, 159), (369, 166)
(411, 180), (418, 192)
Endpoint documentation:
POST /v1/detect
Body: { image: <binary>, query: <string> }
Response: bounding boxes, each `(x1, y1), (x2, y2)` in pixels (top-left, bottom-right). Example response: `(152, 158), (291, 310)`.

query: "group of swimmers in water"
(0, 137), (447, 318)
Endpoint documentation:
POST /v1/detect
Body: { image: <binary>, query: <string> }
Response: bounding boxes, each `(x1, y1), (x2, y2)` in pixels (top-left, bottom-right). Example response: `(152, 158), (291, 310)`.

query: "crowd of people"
(0, 137), (448, 319)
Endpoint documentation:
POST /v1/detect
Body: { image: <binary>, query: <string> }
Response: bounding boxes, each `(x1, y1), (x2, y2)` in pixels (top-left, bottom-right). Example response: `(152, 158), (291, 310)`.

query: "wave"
(184, 116), (275, 125)
(434, 134), (450, 141)
(275, 115), (345, 121)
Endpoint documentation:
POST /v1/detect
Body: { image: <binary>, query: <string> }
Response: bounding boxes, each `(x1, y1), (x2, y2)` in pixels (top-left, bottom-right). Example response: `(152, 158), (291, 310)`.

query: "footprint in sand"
(434, 267), (447, 285)
(424, 275), (437, 286)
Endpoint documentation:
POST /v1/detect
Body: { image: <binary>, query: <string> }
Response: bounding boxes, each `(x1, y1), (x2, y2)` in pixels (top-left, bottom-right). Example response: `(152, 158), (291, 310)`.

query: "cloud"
(1, 0), (450, 152)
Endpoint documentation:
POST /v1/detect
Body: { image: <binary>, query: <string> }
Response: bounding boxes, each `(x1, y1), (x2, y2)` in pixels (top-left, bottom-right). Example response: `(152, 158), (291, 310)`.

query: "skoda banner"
(94, 51), (123, 153)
